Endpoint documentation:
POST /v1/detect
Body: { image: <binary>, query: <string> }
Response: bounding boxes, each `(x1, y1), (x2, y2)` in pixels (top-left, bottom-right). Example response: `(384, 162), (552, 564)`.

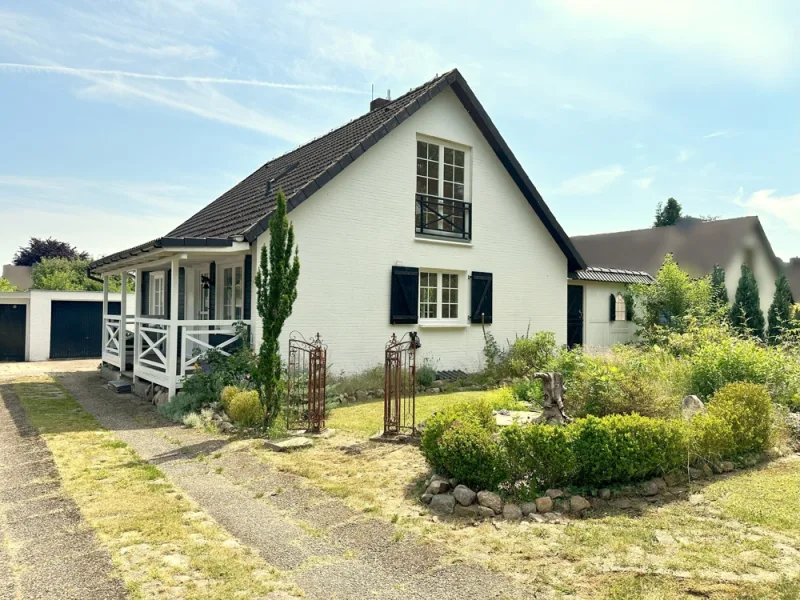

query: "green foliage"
(710, 264), (729, 307)
(220, 386), (239, 409)
(653, 197), (683, 227)
(501, 423), (576, 491)
(437, 421), (508, 490)
(157, 391), (205, 423)
(181, 343), (256, 406)
(707, 382), (772, 456)
(13, 237), (88, 266)
(570, 414), (687, 487)
(768, 274), (794, 344)
(629, 254), (713, 341)
(32, 257), (133, 292)
(731, 264), (765, 339)
(329, 365), (384, 397)
(688, 413), (734, 464)
(0, 277), (17, 292)
(227, 390), (265, 427)
(510, 378), (542, 406)
(255, 189), (300, 426)
(416, 358), (437, 388)
(482, 330), (557, 381)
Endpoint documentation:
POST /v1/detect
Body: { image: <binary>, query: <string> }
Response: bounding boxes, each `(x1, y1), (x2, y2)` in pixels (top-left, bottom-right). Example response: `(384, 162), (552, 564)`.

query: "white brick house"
(89, 69), (586, 398)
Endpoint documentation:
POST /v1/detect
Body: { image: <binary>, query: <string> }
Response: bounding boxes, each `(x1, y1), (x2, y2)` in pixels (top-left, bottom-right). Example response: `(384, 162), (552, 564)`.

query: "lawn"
(255, 388), (800, 599)
(13, 377), (299, 600)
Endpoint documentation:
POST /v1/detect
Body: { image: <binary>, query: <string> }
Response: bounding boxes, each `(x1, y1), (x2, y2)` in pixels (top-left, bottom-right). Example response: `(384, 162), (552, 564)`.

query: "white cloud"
(77, 35), (219, 60)
(633, 177), (653, 190)
(556, 165), (625, 195)
(703, 131), (728, 139)
(556, 0), (795, 82)
(737, 188), (800, 232)
(677, 148), (693, 162)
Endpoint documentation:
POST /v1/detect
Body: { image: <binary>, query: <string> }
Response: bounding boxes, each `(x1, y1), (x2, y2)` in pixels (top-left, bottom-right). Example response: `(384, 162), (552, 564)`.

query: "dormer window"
(415, 138), (471, 241)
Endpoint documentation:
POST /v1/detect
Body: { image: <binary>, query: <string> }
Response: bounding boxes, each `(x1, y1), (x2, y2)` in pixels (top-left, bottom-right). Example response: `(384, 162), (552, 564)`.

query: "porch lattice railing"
(180, 320), (246, 378)
(103, 315), (122, 359)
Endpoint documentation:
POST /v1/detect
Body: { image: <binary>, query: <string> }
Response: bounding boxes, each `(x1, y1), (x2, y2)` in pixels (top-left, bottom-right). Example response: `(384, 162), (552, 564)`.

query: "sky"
(1, 0), (799, 265)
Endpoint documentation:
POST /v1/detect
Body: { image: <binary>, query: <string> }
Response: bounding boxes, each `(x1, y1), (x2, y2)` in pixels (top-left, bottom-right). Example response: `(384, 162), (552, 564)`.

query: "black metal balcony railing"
(415, 193), (472, 241)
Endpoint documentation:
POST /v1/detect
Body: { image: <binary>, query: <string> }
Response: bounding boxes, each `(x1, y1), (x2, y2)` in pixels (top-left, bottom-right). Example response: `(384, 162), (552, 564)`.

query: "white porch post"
(119, 271), (128, 373)
(167, 257), (180, 399)
(133, 269), (141, 384)
(102, 274), (109, 361)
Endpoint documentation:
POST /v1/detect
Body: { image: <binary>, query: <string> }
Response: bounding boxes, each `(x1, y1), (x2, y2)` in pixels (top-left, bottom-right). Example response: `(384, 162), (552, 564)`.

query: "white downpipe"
(167, 257), (180, 399)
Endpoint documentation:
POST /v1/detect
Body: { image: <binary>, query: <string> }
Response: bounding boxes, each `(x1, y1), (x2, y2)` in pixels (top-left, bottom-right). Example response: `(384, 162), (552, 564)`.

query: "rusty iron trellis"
(286, 332), (327, 433)
(383, 332), (420, 436)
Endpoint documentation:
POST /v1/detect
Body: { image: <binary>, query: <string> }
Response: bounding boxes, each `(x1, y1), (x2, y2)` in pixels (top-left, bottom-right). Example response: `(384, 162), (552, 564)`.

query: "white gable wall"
(253, 87), (568, 373)
(724, 230), (778, 326)
(571, 281), (638, 348)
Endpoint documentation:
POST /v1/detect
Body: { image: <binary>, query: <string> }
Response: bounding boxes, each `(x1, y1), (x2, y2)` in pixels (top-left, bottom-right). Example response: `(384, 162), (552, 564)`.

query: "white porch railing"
(102, 315), (134, 368)
(133, 318), (171, 387)
(180, 320), (246, 379)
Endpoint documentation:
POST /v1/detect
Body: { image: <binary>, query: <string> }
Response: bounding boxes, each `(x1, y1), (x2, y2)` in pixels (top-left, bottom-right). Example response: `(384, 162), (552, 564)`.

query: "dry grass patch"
(13, 377), (300, 600)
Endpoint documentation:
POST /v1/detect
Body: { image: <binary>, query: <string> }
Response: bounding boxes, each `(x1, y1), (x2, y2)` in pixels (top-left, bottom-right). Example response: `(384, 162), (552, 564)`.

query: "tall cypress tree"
(730, 264), (765, 339)
(710, 264), (729, 307)
(255, 189), (300, 425)
(767, 273), (794, 344)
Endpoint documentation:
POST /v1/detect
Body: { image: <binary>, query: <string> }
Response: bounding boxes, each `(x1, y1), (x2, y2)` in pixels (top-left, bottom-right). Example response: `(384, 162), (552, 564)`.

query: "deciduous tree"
(13, 237), (88, 266)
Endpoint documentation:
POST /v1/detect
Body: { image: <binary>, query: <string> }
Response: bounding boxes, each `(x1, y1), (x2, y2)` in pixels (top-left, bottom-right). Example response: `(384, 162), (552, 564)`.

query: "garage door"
(0, 304), (26, 361)
(50, 301), (120, 359)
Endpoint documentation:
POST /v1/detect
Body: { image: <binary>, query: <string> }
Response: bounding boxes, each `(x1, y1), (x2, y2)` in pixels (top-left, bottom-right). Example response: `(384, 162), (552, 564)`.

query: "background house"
(572, 217), (783, 327)
(784, 258), (800, 303)
(90, 69), (585, 399)
(1, 265), (32, 290)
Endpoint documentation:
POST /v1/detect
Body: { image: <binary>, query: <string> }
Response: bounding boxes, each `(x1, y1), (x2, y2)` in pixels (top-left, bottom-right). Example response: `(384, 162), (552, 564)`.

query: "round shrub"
(220, 385), (239, 408)
(688, 413), (734, 463)
(570, 414), (686, 487)
(501, 423), (576, 491)
(227, 390), (265, 427)
(437, 421), (507, 490)
(707, 382), (772, 456)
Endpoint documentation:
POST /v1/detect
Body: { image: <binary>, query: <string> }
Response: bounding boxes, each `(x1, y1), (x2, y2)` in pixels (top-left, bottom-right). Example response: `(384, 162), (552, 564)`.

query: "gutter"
(86, 267), (104, 284)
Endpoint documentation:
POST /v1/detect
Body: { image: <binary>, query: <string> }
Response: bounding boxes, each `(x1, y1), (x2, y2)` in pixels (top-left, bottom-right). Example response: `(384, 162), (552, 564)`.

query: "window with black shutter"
(390, 266), (419, 324)
(470, 271), (493, 324)
(609, 294), (616, 322)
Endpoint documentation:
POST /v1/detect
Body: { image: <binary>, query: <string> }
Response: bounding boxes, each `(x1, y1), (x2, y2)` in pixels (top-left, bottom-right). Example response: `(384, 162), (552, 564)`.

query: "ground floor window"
(150, 271), (165, 316)
(615, 294), (627, 321)
(222, 265), (243, 320)
(419, 271), (459, 321)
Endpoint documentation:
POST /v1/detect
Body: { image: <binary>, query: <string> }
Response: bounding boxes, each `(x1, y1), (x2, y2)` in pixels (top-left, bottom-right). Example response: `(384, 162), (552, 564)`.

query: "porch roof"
(88, 237), (236, 273)
(569, 267), (654, 285)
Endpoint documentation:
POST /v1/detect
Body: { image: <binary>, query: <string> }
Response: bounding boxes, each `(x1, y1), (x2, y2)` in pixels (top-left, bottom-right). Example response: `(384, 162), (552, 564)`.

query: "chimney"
(370, 97), (391, 111)
(790, 257), (800, 266)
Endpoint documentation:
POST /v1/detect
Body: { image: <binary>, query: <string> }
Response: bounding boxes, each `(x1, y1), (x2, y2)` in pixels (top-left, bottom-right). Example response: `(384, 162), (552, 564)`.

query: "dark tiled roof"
(572, 216), (781, 277)
(95, 68), (585, 271)
(784, 259), (800, 300)
(569, 267), (654, 284)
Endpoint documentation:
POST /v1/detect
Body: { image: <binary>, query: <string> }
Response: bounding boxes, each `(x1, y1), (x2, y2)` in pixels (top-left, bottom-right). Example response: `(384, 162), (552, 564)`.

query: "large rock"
(520, 502), (537, 516)
(421, 493), (433, 505)
(477, 506), (496, 519)
(426, 479), (450, 495)
(429, 494), (456, 515)
(535, 496), (553, 513)
(503, 504), (523, 520)
(452, 485), (477, 506)
(454, 504), (480, 518)
(642, 478), (665, 496)
(570, 495), (591, 514)
(682, 395), (706, 421)
(545, 489), (565, 499)
(264, 437), (312, 452)
(598, 488), (612, 500)
(477, 491), (504, 514)
(663, 471), (687, 487)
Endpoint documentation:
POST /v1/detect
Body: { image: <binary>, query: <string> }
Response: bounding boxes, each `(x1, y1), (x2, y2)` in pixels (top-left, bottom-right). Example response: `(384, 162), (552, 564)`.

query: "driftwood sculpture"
(533, 372), (570, 425)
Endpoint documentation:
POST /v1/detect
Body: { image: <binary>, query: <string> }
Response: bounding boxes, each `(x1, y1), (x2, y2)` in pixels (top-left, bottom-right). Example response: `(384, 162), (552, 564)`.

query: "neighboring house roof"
(572, 216), (782, 277)
(91, 68), (585, 272)
(784, 258), (800, 301)
(569, 267), (654, 285)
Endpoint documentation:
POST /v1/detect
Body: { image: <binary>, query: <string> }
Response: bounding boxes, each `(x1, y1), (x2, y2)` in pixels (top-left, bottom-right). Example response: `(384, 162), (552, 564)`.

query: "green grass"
(13, 377), (299, 600)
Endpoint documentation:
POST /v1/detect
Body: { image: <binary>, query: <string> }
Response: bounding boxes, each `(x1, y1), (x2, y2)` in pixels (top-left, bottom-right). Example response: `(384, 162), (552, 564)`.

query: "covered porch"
(92, 237), (255, 400)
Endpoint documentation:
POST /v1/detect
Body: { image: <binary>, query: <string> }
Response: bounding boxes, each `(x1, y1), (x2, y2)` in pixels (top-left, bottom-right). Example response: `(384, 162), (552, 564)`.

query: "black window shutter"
(243, 254), (252, 320)
(165, 269), (172, 319)
(609, 294), (616, 321)
(390, 266), (419, 324)
(141, 271), (150, 316)
(470, 272), (493, 324)
(178, 268), (186, 320)
(625, 296), (633, 322)
(209, 262), (216, 320)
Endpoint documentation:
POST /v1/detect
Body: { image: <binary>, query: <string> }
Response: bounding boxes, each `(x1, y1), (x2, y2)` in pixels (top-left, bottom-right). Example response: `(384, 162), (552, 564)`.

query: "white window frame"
(415, 136), (471, 239)
(217, 259), (245, 321)
(149, 271), (165, 317)
(418, 269), (464, 325)
(615, 294), (627, 322)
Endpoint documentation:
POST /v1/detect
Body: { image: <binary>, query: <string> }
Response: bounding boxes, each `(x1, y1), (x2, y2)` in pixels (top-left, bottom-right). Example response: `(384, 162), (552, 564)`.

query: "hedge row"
(421, 382), (773, 492)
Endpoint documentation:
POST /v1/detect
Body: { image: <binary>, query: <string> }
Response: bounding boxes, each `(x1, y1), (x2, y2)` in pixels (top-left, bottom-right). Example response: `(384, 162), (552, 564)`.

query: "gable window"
(150, 272), (165, 316)
(416, 139), (471, 241)
(419, 271), (460, 321)
(615, 294), (627, 321)
(222, 265), (243, 320)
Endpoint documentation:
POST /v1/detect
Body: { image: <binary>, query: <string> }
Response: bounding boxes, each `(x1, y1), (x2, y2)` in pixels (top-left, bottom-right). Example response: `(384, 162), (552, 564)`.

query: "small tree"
(730, 264), (765, 339)
(13, 237), (88, 266)
(254, 189), (300, 426)
(31, 257), (132, 292)
(710, 264), (729, 307)
(653, 198), (683, 227)
(0, 277), (17, 292)
(767, 273), (794, 344)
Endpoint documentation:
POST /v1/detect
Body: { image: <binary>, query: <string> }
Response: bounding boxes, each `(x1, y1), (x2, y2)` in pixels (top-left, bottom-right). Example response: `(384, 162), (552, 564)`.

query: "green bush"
(220, 385), (239, 408)
(421, 399), (496, 477)
(501, 423), (576, 491)
(707, 382), (772, 456)
(510, 379), (543, 405)
(570, 414), (686, 487)
(688, 413), (734, 464)
(182, 343), (256, 405)
(227, 390), (265, 427)
(437, 421), (507, 490)
(157, 391), (204, 423)
(416, 361), (437, 388)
